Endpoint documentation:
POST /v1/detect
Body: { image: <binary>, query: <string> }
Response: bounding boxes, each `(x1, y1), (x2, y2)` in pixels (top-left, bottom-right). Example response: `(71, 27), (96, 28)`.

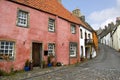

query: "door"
(32, 42), (42, 67)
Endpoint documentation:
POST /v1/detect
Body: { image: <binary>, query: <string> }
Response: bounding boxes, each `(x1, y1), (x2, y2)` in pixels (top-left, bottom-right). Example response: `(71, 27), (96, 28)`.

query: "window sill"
(70, 56), (77, 58)
(17, 24), (29, 28)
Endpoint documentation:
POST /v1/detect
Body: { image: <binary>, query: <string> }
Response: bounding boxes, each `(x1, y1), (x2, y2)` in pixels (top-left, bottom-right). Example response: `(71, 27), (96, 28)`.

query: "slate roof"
(9, 0), (87, 27)
(100, 23), (115, 39)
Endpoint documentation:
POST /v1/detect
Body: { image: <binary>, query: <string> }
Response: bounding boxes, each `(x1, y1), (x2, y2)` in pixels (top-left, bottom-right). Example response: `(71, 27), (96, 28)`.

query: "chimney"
(58, 0), (62, 3)
(108, 22), (114, 27)
(72, 9), (85, 22)
(116, 17), (120, 25)
(80, 15), (85, 22)
(72, 9), (81, 17)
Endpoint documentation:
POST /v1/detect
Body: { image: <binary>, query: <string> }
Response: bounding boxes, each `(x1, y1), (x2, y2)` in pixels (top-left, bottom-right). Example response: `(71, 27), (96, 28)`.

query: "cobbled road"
(2, 44), (120, 80)
(24, 44), (120, 80)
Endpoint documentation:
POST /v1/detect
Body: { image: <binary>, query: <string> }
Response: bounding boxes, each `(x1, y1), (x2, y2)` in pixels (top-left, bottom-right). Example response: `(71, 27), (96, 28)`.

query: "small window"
(81, 46), (84, 57)
(0, 41), (15, 60)
(48, 43), (55, 56)
(80, 29), (83, 38)
(88, 34), (91, 39)
(48, 19), (55, 32)
(85, 32), (87, 39)
(17, 10), (28, 27)
(71, 24), (76, 34)
(70, 42), (77, 57)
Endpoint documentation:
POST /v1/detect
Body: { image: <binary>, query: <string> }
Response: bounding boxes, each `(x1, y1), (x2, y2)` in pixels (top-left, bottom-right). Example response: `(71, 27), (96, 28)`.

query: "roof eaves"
(8, 0), (81, 25)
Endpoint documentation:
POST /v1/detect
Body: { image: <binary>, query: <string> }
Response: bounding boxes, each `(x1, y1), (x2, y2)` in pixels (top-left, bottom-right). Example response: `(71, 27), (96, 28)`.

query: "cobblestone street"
(1, 44), (120, 80)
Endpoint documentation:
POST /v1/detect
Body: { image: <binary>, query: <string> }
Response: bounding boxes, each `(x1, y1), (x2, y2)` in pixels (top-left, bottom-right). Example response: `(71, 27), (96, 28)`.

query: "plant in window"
(2, 55), (10, 61)
(0, 41), (14, 60)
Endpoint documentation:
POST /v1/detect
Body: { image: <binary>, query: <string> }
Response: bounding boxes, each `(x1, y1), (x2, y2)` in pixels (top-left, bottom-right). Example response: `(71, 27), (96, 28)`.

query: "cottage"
(0, 0), (86, 72)
(111, 17), (120, 51)
(72, 9), (97, 59)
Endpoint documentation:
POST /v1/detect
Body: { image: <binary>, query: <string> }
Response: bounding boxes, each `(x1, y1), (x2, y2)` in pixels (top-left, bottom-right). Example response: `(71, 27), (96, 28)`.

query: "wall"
(0, 0), (80, 72)
(113, 25), (120, 51)
(92, 32), (98, 52)
(80, 26), (92, 58)
(105, 33), (111, 46)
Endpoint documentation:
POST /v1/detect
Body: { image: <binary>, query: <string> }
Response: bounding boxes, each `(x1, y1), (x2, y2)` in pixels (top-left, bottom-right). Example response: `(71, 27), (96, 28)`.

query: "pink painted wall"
(0, 0), (80, 72)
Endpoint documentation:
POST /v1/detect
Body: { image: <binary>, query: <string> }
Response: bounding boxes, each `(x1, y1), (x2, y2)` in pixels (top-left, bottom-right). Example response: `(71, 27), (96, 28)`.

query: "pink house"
(0, 0), (85, 72)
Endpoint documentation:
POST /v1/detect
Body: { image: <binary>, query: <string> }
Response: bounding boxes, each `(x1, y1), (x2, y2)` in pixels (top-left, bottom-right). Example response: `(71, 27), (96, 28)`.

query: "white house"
(99, 23), (114, 47)
(72, 8), (97, 59)
(111, 19), (120, 51)
(80, 26), (96, 58)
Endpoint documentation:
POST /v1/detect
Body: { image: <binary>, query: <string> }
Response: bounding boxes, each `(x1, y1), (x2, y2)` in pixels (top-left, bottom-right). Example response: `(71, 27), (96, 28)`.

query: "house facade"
(0, 0), (85, 72)
(99, 22), (114, 46)
(98, 17), (120, 51)
(111, 18), (120, 51)
(80, 26), (94, 59)
(72, 9), (97, 59)
(92, 31), (98, 56)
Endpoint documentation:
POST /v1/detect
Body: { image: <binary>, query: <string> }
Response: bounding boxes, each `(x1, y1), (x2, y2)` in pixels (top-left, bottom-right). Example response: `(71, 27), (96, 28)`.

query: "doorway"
(32, 42), (42, 67)
(85, 47), (91, 59)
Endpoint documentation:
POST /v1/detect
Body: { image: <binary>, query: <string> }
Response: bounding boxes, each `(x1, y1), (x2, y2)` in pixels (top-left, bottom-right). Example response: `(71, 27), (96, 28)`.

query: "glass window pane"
(1, 41), (4, 45)
(0, 50), (3, 53)
(5, 50), (8, 54)
(9, 50), (12, 53)
(5, 46), (8, 49)
(1, 46), (4, 49)
(6, 42), (9, 45)
(10, 42), (13, 45)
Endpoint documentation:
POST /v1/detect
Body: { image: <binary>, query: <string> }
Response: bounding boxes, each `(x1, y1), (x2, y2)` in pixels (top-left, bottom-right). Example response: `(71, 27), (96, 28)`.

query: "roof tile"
(10, 0), (86, 26)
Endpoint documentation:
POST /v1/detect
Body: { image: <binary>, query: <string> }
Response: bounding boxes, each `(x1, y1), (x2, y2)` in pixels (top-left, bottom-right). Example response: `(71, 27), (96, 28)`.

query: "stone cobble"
(1, 44), (120, 80)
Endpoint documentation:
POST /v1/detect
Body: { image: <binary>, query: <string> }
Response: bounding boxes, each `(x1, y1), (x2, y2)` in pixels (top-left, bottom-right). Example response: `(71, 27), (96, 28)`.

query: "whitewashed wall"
(112, 25), (120, 51)
(79, 26), (95, 58)
(105, 33), (111, 46)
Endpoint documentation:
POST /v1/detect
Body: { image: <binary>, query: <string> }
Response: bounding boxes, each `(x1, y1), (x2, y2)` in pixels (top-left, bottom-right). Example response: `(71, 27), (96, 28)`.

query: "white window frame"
(48, 43), (55, 56)
(70, 42), (77, 57)
(17, 10), (28, 27)
(48, 19), (55, 32)
(71, 24), (76, 34)
(0, 41), (15, 60)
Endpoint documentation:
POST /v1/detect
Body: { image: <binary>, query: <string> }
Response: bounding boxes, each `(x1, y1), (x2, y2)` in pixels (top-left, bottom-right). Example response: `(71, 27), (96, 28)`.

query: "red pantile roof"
(9, 0), (87, 26)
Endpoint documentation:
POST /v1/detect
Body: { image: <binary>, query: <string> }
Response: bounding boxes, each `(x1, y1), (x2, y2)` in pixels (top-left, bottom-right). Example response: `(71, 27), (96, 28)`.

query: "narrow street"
(1, 44), (120, 80)
(23, 44), (120, 80)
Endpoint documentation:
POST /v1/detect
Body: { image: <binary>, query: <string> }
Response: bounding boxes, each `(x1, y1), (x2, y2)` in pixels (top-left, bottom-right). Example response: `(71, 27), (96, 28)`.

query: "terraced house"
(72, 9), (98, 60)
(0, 0), (89, 72)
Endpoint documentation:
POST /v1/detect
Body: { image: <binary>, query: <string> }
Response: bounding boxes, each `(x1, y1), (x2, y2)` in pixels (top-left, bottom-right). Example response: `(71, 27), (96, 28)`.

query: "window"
(85, 32), (87, 39)
(48, 43), (55, 56)
(81, 46), (83, 57)
(71, 24), (76, 34)
(80, 29), (83, 38)
(48, 19), (55, 32)
(70, 42), (77, 57)
(0, 41), (15, 60)
(17, 10), (28, 27)
(88, 34), (91, 39)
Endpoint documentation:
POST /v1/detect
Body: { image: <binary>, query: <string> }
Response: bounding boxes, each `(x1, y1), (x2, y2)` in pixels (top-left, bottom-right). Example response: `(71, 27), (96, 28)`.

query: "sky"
(62, 0), (120, 30)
